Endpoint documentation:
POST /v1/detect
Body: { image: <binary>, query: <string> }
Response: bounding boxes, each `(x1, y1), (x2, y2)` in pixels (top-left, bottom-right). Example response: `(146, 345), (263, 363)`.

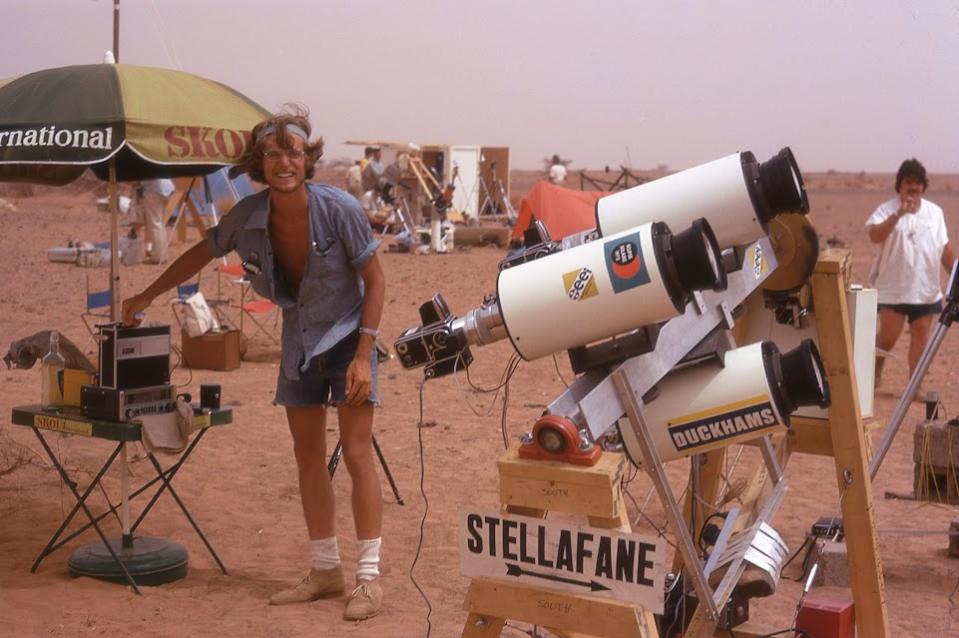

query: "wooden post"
(808, 249), (889, 638)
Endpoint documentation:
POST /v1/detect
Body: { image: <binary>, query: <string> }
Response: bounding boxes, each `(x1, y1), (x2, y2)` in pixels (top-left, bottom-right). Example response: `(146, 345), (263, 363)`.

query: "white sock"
(356, 537), (381, 582)
(310, 537), (341, 571)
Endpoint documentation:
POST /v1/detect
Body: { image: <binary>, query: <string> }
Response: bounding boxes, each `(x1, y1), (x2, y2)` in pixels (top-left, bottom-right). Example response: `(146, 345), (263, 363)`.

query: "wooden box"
(181, 328), (241, 371)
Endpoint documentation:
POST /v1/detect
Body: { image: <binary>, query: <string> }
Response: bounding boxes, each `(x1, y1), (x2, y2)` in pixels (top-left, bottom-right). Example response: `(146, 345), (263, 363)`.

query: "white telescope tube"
(596, 148), (808, 249)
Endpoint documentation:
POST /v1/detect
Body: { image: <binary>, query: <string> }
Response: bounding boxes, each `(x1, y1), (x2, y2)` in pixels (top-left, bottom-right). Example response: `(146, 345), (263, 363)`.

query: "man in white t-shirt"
(548, 154), (567, 184)
(866, 158), (955, 391)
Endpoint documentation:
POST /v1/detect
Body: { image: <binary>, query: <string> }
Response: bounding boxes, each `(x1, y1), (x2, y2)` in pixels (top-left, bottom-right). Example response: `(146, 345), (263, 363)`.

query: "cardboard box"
(63, 368), (96, 407)
(181, 329), (241, 371)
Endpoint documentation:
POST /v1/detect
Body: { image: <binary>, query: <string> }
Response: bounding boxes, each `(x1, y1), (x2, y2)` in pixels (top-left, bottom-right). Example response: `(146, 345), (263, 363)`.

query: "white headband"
(257, 123), (309, 143)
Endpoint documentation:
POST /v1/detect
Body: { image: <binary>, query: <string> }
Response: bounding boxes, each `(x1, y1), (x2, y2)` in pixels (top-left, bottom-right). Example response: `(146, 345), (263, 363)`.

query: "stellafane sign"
(460, 508), (667, 612)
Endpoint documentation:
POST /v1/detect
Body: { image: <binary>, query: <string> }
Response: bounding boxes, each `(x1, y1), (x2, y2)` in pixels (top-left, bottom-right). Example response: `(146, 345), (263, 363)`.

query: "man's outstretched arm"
(122, 239), (215, 325)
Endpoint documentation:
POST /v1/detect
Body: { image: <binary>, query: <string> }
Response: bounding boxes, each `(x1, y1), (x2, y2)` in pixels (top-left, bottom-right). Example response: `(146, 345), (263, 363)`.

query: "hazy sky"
(4, 0), (959, 172)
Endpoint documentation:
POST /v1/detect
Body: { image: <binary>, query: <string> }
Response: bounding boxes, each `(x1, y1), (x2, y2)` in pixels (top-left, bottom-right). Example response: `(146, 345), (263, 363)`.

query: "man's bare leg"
(875, 308), (906, 386)
(286, 405), (336, 538)
(336, 402), (382, 539)
(908, 314), (935, 379)
(269, 405), (346, 606)
(337, 401), (384, 620)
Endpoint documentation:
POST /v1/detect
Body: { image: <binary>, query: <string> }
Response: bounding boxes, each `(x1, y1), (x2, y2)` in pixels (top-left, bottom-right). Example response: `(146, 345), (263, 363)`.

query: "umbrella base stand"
(68, 536), (188, 587)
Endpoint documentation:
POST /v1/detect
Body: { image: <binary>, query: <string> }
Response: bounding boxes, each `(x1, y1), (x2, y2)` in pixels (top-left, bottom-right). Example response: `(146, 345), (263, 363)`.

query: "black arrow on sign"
(505, 562), (611, 592)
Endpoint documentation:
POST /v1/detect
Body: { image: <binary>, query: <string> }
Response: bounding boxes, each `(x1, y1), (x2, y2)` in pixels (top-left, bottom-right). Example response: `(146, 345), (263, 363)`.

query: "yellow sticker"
(746, 243), (767, 279)
(563, 268), (599, 301)
(35, 414), (93, 437)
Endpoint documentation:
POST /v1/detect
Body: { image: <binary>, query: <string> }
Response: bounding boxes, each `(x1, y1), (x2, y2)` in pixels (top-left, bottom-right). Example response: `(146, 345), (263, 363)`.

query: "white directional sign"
(460, 508), (666, 612)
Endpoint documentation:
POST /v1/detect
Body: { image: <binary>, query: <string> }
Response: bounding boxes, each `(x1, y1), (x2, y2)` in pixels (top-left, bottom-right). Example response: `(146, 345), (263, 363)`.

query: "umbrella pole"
(109, 159), (120, 322)
(107, 159), (133, 547)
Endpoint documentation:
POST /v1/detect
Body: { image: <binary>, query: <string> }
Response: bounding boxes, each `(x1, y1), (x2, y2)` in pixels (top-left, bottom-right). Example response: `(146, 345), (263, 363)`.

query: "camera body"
(394, 294), (473, 378)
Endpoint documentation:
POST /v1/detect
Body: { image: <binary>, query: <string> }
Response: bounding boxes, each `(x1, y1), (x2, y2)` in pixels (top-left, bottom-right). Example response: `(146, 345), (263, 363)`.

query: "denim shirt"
(206, 183), (379, 380)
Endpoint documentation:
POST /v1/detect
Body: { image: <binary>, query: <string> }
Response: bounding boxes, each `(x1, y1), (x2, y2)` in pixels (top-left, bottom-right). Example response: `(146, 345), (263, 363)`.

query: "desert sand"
(3, 167), (959, 637)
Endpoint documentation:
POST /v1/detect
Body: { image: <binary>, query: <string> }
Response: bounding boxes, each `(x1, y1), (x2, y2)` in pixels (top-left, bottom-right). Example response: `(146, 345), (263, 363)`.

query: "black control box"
(98, 324), (170, 390)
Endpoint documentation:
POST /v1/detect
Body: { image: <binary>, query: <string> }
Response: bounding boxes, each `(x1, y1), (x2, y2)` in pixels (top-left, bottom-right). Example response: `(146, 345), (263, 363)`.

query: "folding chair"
(169, 280), (203, 330)
(176, 281), (200, 299)
(216, 264), (280, 345)
(81, 274), (112, 352)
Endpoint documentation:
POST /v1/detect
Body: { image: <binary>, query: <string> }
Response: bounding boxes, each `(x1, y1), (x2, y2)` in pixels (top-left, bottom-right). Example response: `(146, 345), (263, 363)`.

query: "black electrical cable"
(499, 356), (522, 449)
(169, 343), (193, 389)
(408, 378), (433, 637)
(780, 535), (815, 582)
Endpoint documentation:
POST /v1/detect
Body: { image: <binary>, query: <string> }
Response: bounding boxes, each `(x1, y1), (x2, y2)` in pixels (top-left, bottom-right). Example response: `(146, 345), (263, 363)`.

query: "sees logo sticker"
(563, 267), (598, 301)
(604, 233), (650, 293)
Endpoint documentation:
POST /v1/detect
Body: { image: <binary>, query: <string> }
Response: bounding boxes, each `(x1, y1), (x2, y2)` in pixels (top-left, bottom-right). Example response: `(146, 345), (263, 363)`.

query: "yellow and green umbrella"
(0, 62), (270, 318)
(0, 63), (269, 183)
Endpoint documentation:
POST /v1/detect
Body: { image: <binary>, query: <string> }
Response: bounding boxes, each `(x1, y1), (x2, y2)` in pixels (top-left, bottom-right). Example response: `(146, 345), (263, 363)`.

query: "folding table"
(11, 404), (232, 594)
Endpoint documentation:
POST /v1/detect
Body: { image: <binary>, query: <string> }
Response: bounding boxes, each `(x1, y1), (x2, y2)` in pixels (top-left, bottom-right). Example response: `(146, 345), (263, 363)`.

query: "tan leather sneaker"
(343, 579), (382, 620)
(268, 565), (345, 605)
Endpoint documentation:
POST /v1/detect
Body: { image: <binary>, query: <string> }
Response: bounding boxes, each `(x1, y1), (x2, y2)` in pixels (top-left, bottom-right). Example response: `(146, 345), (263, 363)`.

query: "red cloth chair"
(216, 264), (279, 346)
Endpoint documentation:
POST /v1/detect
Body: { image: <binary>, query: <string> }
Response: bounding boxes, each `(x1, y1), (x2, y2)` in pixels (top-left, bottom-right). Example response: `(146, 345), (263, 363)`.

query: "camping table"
(11, 404), (232, 594)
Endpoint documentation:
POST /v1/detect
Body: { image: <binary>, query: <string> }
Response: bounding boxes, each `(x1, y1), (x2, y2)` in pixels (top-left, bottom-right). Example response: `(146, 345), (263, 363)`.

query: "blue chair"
(176, 282), (200, 299)
(81, 275), (112, 352)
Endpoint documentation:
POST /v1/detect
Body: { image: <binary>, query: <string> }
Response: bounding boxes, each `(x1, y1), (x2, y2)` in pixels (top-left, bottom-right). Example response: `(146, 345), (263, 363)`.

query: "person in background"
(121, 107), (387, 620)
(345, 160), (364, 200)
(136, 178), (175, 264)
(362, 145), (385, 193)
(866, 157), (955, 398)
(548, 154), (567, 184)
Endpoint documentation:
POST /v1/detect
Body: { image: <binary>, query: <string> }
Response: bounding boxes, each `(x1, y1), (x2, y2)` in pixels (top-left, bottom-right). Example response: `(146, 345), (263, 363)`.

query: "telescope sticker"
(563, 267), (598, 301)
(604, 233), (650, 293)
(746, 243), (767, 280)
(666, 395), (779, 452)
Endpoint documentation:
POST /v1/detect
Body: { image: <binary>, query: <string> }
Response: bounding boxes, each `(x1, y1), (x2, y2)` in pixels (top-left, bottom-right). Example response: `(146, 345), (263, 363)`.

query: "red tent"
(512, 181), (608, 241)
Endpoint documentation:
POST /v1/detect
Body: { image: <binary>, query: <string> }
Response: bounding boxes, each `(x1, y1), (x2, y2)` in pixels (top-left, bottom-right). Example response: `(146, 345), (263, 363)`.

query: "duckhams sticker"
(667, 396), (780, 453)
(563, 268), (598, 301)
(604, 233), (650, 293)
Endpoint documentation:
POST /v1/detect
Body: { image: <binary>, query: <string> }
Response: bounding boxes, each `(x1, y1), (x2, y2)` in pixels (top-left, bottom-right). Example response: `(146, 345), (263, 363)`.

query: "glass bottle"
(41, 331), (66, 411)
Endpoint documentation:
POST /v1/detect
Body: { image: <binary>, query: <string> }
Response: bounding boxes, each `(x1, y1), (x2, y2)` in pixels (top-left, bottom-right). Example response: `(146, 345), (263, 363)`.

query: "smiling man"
(122, 107), (387, 620)
(866, 157), (955, 398)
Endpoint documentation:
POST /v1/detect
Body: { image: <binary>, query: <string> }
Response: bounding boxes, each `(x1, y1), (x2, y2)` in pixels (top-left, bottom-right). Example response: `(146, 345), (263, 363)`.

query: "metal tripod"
(328, 435), (404, 505)
(870, 260), (959, 480)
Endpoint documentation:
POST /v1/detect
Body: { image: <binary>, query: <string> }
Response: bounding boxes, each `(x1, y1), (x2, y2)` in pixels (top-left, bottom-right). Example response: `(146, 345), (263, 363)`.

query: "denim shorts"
(274, 331), (379, 407)
(878, 301), (943, 323)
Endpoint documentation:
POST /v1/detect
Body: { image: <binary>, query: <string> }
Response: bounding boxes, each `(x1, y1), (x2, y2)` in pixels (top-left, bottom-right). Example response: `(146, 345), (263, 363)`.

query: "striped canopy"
(0, 63), (270, 184)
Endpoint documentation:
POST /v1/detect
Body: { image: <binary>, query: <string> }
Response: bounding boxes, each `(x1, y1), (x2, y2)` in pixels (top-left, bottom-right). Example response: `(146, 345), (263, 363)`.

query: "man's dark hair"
(229, 104), (324, 183)
(895, 157), (928, 193)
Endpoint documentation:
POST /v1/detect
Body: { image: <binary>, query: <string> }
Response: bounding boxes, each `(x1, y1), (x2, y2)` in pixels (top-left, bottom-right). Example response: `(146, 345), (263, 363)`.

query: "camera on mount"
(394, 294), (473, 378)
